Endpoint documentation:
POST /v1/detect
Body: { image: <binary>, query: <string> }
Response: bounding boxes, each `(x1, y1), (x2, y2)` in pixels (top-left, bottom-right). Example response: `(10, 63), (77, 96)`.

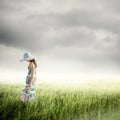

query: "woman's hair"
(30, 59), (37, 68)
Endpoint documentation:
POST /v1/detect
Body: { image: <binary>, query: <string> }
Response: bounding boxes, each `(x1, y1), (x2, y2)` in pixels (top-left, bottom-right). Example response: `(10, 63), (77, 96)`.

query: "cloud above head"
(1, 10), (119, 51)
(100, 0), (120, 13)
(0, 0), (120, 71)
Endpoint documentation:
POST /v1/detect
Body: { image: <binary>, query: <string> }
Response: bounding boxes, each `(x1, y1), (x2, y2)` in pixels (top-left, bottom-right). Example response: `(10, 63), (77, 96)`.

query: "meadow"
(0, 81), (120, 120)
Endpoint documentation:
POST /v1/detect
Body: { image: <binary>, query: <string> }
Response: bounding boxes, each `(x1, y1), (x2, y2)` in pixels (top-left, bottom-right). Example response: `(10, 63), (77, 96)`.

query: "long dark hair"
(30, 59), (37, 68)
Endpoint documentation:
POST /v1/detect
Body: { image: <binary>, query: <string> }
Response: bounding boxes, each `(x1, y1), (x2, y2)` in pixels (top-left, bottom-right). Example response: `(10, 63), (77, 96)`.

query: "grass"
(0, 81), (120, 120)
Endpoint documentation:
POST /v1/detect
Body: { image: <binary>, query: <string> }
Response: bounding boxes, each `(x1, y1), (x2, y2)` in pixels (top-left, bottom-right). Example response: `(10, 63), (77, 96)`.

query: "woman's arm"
(29, 63), (34, 87)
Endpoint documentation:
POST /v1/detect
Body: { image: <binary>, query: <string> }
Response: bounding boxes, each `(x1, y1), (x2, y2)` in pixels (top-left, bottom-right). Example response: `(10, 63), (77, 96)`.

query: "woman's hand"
(25, 86), (30, 94)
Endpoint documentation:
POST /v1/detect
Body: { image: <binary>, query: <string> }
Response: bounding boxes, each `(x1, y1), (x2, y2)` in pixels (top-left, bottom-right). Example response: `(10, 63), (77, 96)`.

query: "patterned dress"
(21, 65), (36, 102)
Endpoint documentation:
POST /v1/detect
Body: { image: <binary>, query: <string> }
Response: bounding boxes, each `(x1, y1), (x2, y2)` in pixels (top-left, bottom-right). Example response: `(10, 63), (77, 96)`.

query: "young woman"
(20, 52), (37, 103)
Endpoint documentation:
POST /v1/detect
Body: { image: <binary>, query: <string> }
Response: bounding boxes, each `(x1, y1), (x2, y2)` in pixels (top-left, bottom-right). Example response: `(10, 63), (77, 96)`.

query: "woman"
(20, 52), (37, 103)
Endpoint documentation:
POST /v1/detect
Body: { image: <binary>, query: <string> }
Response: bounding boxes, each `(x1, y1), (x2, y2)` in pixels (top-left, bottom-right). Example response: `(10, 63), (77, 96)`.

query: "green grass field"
(0, 81), (120, 120)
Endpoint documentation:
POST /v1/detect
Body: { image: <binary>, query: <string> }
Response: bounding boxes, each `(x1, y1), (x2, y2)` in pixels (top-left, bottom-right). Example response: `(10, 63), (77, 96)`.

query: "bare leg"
(25, 86), (30, 103)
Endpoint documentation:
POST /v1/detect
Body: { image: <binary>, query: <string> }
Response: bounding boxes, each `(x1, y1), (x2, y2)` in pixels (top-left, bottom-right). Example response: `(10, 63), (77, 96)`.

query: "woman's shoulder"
(29, 62), (35, 68)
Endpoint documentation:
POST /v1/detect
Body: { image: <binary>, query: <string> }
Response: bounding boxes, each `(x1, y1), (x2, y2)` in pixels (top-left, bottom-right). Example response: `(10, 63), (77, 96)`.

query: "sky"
(0, 0), (120, 84)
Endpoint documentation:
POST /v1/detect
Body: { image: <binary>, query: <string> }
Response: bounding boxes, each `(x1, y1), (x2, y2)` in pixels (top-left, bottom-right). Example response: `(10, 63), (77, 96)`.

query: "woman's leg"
(25, 86), (30, 102)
